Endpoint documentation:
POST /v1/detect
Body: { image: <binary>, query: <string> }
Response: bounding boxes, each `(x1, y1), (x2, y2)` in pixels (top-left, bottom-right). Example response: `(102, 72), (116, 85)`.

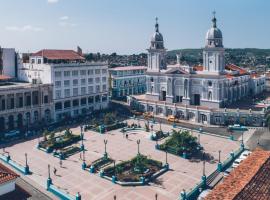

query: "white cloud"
(5, 25), (44, 32)
(59, 22), (77, 27)
(60, 16), (69, 20)
(47, 0), (59, 3)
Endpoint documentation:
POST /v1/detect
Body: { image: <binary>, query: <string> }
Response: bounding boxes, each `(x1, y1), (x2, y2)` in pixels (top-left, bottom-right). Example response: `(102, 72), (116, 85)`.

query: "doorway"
(194, 94), (200, 105)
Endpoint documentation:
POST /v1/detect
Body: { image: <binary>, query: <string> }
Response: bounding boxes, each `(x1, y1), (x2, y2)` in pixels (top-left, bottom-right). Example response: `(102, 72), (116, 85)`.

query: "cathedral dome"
(205, 12), (223, 48)
(206, 27), (222, 40)
(151, 31), (163, 42)
(150, 18), (164, 49)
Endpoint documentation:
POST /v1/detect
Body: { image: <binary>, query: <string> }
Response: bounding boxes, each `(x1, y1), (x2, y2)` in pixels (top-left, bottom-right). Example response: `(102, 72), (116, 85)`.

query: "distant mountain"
(167, 48), (270, 69)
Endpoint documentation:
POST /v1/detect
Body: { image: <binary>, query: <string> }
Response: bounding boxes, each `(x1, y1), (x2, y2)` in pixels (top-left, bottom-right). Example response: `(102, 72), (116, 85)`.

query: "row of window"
(113, 78), (146, 87)
(55, 77), (107, 88)
(111, 69), (145, 76)
(55, 85), (107, 99)
(55, 95), (107, 110)
(55, 69), (107, 78)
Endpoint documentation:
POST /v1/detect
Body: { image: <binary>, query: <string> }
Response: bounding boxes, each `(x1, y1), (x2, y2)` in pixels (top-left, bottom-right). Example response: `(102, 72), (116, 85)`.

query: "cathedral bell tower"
(203, 12), (225, 75)
(147, 18), (167, 72)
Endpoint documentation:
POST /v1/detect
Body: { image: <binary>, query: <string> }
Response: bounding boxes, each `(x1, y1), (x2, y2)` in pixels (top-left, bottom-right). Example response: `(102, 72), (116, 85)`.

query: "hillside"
(167, 48), (270, 70)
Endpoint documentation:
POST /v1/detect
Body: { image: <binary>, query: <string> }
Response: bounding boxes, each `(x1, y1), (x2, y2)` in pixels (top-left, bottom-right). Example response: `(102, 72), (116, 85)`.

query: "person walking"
(53, 167), (57, 175)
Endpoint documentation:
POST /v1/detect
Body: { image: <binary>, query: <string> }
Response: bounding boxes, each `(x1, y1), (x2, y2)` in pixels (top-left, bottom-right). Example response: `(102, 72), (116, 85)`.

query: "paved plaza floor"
(0, 119), (241, 200)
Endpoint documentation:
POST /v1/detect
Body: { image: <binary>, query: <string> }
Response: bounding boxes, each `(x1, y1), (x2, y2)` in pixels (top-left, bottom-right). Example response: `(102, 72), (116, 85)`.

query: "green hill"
(167, 48), (270, 69)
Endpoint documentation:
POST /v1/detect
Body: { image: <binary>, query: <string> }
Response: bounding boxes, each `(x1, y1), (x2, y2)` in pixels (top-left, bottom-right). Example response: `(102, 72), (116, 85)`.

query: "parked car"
(232, 158), (244, 168)
(167, 115), (180, 123)
(223, 167), (233, 177)
(239, 150), (251, 160)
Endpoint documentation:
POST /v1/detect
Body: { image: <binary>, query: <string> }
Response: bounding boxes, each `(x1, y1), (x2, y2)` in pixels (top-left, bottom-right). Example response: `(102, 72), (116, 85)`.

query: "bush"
(159, 130), (199, 155)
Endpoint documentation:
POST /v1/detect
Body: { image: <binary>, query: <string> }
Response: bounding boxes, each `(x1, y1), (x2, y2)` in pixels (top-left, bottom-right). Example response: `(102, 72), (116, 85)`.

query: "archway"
(17, 114), (23, 128)
(0, 117), (5, 131)
(8, 115), (14, 130)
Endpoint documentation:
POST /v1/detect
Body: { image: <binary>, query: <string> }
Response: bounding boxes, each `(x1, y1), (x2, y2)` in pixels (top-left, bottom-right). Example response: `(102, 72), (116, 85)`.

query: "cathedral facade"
(128, 15), (266, 126)
(145, 15), (264, 109)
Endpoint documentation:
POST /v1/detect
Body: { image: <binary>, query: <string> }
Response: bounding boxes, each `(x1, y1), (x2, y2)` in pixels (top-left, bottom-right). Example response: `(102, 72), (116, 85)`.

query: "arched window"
(208, 91), (212, 100)
(208, 81), (212, 87)
(150, 77), (154, 82)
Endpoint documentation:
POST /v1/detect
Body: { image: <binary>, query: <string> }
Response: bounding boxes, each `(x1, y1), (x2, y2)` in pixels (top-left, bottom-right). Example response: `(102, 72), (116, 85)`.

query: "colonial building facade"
(0, 78), (53, 132)
(109, 66), (147, 99)
(128, 16), (266, 126)
(18, 49), (109, 122)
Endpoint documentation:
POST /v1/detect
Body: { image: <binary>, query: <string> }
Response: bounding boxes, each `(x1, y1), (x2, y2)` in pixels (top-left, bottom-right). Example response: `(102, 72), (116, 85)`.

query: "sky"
(0, 0), (269, 54)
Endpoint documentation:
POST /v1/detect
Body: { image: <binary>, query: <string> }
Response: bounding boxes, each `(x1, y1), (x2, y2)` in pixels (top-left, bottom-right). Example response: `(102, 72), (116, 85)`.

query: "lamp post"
(159, 119), (162, 131)
(80, 133), (84, 151)
(47, 164), (52, 189)
(25, 153), (28, 167)
(114, 195), (116, 200)
(137, 139), (140, 155)
(113, 160), (116, 176)
(82, 149), (86, 170)
(104, 139), (108, 159)
(202, 152), (206, 188)
(198, 134), (201, 145)
(155, 193), (158, 200)
(241, 132), (244, 148)
(48, 164), (51, 179)
(165, 146), (169, 169)
(217, 150), (222, 172)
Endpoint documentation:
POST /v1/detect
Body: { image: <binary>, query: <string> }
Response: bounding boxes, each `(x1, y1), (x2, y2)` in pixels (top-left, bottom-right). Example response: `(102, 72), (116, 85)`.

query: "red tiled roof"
(0, 75), (12, 81)
(110, 66), (147, 71)
(32, 49), (85, 60)
(225, 64), (248, 75)
(205, 149), (270, 200)
(193, 65), (204, 71)
(0, 163), (19, 184)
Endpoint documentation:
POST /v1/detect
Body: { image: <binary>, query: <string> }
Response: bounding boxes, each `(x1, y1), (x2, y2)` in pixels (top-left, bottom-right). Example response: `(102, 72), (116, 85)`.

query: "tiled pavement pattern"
(1, 119), (240, 200)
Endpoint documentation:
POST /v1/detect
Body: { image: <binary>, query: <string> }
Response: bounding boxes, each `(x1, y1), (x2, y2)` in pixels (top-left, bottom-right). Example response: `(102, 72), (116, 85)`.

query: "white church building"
(128, 15), (266, 126)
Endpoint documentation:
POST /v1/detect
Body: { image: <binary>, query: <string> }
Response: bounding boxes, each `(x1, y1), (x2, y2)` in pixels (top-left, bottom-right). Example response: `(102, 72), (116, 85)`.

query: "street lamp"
(202, 152), (206, 176)
(198, 134), (201, 145)
(159, 119), (162, 131)
(218, 150), (221, 163)
(114, 195), (116, 200)
(165, 148), (168, 165)
(25, 153), (28, 167)
(113, 160), (116, 176)
(155, 193), (158, 200)
(241, 132), (244, 148)
(137, 139), (141, 155)
(83, 149), (85, 162)
(104, 139), (108, 159)
(48, 164), (51, 179)
(104, 139), (108, 154)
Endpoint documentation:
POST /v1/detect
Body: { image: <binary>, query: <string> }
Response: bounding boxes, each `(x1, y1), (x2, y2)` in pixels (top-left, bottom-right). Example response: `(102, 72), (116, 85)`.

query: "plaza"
(0, 118), (242, 200)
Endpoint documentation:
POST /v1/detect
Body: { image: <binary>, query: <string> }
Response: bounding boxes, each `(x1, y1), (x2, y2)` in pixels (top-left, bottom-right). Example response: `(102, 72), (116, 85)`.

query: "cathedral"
(145, 14), (265, 109)
(128, 14), (265, 126)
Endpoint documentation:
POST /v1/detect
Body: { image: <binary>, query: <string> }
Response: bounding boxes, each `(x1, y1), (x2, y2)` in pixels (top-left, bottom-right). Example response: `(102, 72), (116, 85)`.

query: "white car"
(223, 167), (233, 177)
(232, 158), (244, 168)
(239, 150), (251, 160)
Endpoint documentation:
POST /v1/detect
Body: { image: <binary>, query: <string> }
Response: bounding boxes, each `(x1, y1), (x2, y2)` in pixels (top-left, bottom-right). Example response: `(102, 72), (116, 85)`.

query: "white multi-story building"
(0, 47), (17, 78)
(18, 49), (109, 122)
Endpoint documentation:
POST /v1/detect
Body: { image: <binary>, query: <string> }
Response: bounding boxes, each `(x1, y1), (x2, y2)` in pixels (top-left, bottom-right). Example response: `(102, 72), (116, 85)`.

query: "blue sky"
(0, 0), (269, 54)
